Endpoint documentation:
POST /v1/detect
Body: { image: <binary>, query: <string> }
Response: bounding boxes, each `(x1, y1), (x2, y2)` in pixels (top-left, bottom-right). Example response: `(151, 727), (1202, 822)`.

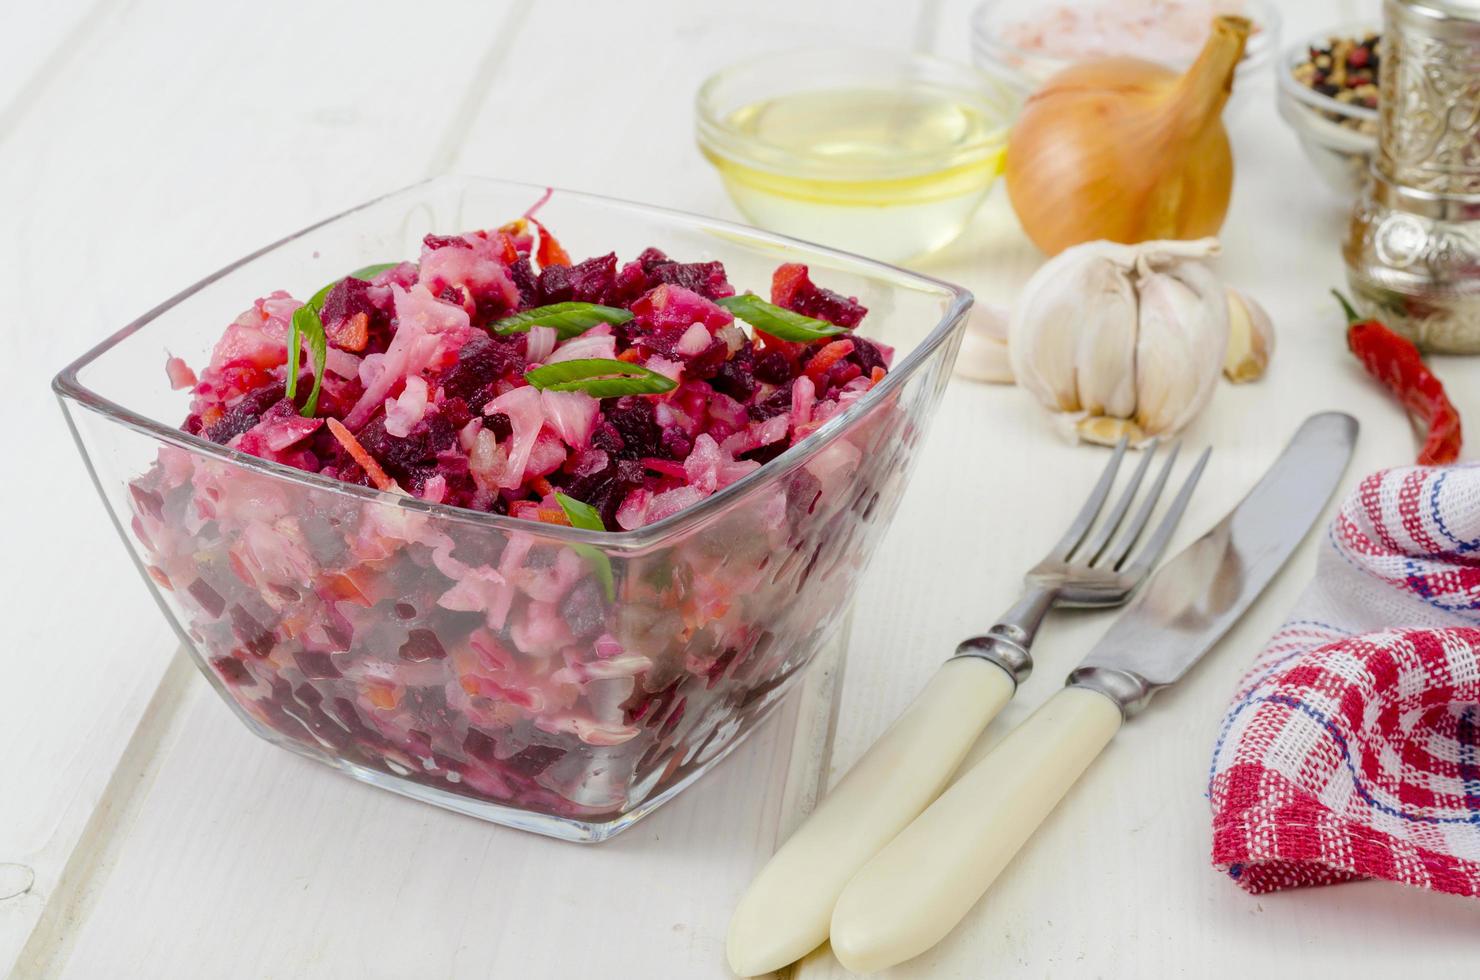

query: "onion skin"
(1005, 17), (1250, 256)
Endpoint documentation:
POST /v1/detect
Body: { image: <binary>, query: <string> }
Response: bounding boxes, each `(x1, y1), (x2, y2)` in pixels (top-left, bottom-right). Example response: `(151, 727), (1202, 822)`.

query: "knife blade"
(828, 413), (1358, 975)
(1075, 409), (1359, 698)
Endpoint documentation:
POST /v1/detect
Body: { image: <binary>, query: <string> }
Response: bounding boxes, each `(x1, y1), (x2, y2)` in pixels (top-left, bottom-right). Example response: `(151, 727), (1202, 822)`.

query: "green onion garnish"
(287, 261), (395, 417)
(491, 302), (634, 340)
(717, 293), (849, 342)
(285, 304), (327, 416)
(555, 492), (615, 601)
(524, 358), (677, 398)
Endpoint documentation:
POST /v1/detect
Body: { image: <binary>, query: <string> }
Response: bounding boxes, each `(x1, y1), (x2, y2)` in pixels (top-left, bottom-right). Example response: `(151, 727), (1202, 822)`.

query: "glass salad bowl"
(53, 176), (973, 842)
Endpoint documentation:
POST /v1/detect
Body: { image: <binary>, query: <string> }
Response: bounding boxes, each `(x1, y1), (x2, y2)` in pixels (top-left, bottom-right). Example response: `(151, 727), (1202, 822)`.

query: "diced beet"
(536, 252), (618, 306)
(771, 263), (867, 327)
(849, 336), (887, 375)
(603, 396), (661, 458)
(321, 277), (377, 331)
(483, 411), (513, 442)
(748, 381), (794, 422)
(464, 727), (500, 765)
(659, 427), (693, 460)
(356, 411), (457, 482)
(204, 383), (286, 444)
(439, 333), (526, 400)
(753, 349), (795, 384)
(424, 233), (474, 250)
(129, 483), (166, 520)
(712, 346), (759, 400)
(590, 420), (624, 455)
(508, 255), (539, 308)
(636, 247), (733, 300)
(187, 578), (227, 617)
(505, 744), (566, 778)
(230, 604), (277, 658)
(398, 628), (448, 663)
(211, 655), (253, 686)
(292, 648), (340, 679)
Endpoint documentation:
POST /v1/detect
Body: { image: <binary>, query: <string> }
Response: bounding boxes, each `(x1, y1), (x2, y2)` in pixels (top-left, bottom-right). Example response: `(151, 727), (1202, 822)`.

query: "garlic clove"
(1072, 268), (1138, 417)
(1133, 261), (1228, 436)
(1075, 414), (1147, 447)
(955, 303), (1015, 384)
(1222, 286), (1274, 383)
(1009, 244), (1137, 412)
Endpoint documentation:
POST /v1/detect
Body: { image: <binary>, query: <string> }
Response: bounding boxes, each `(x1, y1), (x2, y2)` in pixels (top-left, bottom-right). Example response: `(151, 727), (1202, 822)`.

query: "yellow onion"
(1004, 16), (1250, 256)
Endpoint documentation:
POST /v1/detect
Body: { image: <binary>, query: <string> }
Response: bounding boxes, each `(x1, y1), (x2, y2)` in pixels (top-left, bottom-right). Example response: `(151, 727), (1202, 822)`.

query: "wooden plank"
(0, 0), (522, 973)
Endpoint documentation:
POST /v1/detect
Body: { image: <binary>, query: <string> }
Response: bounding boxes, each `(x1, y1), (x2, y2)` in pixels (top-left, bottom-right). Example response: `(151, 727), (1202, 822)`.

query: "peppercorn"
(1292, 32), (1381, 134)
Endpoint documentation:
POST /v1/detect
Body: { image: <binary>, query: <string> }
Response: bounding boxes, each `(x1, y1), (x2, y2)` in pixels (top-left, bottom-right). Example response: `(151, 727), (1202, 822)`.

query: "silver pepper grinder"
(1343, 0), (1480, 352)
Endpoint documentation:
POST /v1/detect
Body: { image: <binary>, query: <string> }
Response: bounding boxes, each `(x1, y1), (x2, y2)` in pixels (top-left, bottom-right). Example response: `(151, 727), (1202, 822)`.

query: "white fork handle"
(829, 686), (1123, 975)
(726, 657), (1015, 977)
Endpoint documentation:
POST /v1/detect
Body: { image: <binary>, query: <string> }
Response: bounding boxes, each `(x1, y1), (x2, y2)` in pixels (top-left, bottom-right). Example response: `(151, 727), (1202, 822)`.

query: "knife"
(827, 412), (1358, 974)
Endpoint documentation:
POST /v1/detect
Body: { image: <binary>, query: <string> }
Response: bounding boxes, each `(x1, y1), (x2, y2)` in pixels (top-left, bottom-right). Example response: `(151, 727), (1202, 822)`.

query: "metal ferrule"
(1065, 666), (1156, 719)
(948, 586), (1057, 686)
(952, 630), (1032, 686)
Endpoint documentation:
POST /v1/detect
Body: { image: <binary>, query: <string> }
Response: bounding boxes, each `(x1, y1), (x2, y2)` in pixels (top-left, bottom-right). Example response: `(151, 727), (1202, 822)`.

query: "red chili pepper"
(1336, 290), (1461, 466)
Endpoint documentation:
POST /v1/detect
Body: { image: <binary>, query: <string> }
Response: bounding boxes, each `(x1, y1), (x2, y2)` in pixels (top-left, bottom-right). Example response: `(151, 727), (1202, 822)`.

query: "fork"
(726, 438), (1211, 978)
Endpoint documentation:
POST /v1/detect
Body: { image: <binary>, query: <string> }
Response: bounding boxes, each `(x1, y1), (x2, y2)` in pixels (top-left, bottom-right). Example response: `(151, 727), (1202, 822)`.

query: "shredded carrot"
(495, 231), (520, 264)
(366, 683), (399, 710)
(531, 476), (555, 497)
(531, 217), (571, 269)
(326, 418), (396, 491)
(535, 506), (572, 526)
(616, 347), (643, 363)
(146, 565), (174, 590)
(804, 339), (856, 382)
(868, 365), (887, 387)
(327, 311), (369, 352)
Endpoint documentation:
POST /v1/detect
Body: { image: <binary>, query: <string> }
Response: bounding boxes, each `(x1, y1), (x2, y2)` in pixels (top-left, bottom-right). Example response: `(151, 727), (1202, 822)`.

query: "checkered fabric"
(1209, 464), (1480, 898)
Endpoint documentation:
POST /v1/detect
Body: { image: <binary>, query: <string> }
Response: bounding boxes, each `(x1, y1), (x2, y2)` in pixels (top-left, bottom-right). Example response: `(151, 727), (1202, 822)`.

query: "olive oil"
(702, 88), (1011, 262)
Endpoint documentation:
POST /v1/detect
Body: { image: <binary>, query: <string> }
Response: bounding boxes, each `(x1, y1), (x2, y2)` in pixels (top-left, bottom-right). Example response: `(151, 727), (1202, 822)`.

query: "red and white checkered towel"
(1209, 464), (1480, 898)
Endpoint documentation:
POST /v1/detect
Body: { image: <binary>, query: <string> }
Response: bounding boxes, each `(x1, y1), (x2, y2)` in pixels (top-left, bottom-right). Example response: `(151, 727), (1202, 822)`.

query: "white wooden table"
(6, 0), (1480, 976)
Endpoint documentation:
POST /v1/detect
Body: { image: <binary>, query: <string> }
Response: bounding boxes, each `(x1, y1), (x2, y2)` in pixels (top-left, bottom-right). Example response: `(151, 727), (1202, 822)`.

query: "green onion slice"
(524, 358), (677, 398)
(491, 302), (634, 340)
(717, 293), (849, 342)
(555, 492), (615, 601)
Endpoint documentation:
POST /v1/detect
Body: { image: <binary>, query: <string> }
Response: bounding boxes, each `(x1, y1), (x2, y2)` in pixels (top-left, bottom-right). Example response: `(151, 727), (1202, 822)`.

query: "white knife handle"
(829, 685), (1123, 975)
(726, 657), (1016, 977)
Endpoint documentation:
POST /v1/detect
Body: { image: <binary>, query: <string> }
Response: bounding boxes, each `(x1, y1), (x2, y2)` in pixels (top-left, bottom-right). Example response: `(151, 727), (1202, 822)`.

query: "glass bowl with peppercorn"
(1277, 26), (1380, 195)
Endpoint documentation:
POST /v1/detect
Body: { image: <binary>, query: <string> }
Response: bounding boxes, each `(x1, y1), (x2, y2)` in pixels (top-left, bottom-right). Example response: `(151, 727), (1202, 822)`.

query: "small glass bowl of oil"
(696, 48), (1021, 263)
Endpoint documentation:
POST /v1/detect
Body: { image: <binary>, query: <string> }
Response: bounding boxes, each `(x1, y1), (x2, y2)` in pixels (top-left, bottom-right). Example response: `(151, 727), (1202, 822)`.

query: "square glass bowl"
(53, 176), (972, 842)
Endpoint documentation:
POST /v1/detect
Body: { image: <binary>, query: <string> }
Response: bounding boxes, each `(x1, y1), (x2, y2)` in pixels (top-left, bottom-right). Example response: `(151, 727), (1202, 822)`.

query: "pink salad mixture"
(132, 218), (903, 825)
(175, 221), (890, 530)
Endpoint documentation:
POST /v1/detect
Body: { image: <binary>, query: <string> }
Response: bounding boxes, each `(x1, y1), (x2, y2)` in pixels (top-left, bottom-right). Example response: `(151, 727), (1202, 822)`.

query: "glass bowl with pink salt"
(971, 0), (1280, 109)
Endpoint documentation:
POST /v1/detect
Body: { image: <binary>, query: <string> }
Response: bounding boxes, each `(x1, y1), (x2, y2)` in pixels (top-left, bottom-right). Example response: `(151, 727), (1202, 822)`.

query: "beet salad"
(129, 212), (912, 829)
(169, 217), (892, 531)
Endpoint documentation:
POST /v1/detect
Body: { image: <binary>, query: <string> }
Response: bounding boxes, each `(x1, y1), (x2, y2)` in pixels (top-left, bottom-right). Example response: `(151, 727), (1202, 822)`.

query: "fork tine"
(1101, 442), (1180, 569)
(1047, 436), (1127, 561)
(1118, 446), (1212, 577)
(1079, 438), (1159, 564)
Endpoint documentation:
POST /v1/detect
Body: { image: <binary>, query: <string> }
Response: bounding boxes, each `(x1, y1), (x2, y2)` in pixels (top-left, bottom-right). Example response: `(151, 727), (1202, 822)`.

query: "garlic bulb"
(1223, 286), (1274, 382)
(1004, 16), (1250, 256)
(1009, 238), (1229, 445)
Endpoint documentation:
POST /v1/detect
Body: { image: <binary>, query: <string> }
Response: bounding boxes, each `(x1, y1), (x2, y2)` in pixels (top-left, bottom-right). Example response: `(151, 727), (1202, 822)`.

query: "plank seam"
(11, 651), (197, 979)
